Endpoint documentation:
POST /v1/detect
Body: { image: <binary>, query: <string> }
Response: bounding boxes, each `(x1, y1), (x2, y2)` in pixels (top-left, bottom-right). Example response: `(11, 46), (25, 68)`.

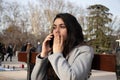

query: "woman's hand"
(53, 33), (64, 53)
(40, 33), (53, 57)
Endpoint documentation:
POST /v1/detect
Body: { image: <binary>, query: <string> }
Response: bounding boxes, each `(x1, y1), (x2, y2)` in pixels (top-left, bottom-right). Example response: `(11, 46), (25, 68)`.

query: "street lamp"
(116, 39), (120, 47)
(116, 39), (120, 80)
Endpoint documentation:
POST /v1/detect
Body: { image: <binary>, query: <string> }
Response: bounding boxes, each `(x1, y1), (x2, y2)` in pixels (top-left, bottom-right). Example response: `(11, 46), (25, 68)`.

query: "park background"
(0, 0), (120, 54)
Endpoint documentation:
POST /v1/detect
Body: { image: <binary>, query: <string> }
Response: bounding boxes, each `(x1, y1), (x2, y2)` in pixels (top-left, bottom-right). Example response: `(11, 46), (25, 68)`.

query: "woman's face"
(52, 18), (67, 41)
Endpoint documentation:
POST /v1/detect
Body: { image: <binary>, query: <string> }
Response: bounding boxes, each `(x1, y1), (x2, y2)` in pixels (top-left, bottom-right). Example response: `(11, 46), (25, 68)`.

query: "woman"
(31, 13), (94, 80)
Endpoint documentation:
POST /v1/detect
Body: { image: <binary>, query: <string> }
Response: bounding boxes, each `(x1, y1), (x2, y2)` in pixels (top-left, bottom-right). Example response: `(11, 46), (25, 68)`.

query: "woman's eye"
(52, 26), (56, 29)
(60, 25), (66, 28)
(52, 24), (66, 30)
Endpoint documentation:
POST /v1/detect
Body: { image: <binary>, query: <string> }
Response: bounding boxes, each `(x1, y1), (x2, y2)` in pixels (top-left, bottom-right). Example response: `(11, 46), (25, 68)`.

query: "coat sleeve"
(31, 55), (48, 80)
(48, 46), (94, 80)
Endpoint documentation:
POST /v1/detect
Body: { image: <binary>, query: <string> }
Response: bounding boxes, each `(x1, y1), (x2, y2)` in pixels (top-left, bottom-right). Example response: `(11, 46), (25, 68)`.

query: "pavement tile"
(0, 55), (117, 80)
(0, 56), (27, 80)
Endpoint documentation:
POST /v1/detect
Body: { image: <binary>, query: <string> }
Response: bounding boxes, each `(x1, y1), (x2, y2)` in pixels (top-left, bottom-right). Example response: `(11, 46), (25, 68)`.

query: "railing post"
(27, 48), (32, 80)
(27, 47), (36, 80)
(116, 47), (120, 80)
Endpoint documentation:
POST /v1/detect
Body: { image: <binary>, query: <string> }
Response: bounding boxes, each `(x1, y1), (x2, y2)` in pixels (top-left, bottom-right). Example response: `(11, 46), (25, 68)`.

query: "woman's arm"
(31, 33), (54, 80)
(31, 55), (48, 80)
(48, 46), (94, 80)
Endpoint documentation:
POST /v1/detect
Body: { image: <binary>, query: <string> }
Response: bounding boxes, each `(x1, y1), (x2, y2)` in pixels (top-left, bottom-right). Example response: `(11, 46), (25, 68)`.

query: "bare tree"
(28, 0), (86, 41)
(0, 0), (3, 30)
(0, 1), (37, 49)
(0, 0), (87, 49)
(2, 2), (21, 26)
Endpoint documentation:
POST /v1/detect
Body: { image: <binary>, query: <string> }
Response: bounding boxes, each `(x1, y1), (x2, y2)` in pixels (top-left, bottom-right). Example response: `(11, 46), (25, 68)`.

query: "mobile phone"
(49, 36), (54, 48)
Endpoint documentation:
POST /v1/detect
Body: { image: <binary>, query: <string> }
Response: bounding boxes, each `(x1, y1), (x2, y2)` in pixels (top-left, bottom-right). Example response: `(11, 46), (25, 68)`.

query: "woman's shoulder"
(76, 45), (93, 50)
(75, 45), (94, 55)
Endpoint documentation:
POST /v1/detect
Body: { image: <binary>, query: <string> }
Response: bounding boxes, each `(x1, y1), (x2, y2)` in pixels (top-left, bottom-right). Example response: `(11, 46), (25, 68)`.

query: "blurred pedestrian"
(21, 42), (27, 51)
(5, 43), (13, 61)
(26, 42), (32, 53)
(36, 41), (42, 53)
(0, 43), (6, 61)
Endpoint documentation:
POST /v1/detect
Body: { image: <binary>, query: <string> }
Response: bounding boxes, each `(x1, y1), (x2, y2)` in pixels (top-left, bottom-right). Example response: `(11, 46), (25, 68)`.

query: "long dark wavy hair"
(47, 13), (84, 80)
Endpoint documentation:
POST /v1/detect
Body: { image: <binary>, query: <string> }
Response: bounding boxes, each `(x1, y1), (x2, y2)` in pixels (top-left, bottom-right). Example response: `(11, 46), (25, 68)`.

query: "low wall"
(18, 52), (116, 72)
(92, 54), (116, 72)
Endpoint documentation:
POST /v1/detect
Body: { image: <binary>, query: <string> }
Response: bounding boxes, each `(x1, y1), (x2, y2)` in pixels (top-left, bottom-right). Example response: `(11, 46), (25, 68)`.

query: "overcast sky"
(4, 0), (120, 16)
(68, 0), (120, 16)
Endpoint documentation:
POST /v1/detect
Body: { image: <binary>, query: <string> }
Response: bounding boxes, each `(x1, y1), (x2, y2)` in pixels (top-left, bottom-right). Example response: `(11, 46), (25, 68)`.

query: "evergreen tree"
(86, 4), (113, 53)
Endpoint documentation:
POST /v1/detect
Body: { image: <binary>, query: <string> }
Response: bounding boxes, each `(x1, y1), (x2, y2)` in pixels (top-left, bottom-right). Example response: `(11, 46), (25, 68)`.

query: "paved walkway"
(0, 55), (117, 80)
(89, 70), (117, 80)
(0, 56), (27, 80)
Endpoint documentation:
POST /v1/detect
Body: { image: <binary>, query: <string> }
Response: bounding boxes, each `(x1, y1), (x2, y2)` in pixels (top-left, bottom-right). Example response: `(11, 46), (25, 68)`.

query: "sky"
(4, 0), (120, 17)
(68, 0), (120, 16)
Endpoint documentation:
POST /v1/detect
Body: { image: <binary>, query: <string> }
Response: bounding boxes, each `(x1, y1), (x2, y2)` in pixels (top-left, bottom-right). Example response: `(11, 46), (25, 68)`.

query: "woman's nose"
(55, 27), (60, 33)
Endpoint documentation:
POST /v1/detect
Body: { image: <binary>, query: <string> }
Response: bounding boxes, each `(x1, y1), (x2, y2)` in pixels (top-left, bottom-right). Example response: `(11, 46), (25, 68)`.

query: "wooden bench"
(18, 52), (116, 72)
(18, 52), (38, 63)
(92, 54), (116, 72)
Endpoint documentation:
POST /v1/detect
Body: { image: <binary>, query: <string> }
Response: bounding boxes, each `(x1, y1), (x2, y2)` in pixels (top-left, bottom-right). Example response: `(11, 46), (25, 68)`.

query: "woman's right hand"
(40, 33), (53, 57)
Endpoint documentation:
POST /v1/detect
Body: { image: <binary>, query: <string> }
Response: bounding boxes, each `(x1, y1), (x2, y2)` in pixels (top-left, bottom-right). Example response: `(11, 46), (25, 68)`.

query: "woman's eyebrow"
(53, 23), (65, 26)
(53, 24), (56, 26)
(60, 23), (65, 25)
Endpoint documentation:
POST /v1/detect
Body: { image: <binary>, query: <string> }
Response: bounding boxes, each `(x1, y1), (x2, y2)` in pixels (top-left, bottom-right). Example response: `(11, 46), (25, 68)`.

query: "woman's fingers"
(45, 34), (53, 41)
(53, 33), (64, 53)
(60, 35), (64, 48)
